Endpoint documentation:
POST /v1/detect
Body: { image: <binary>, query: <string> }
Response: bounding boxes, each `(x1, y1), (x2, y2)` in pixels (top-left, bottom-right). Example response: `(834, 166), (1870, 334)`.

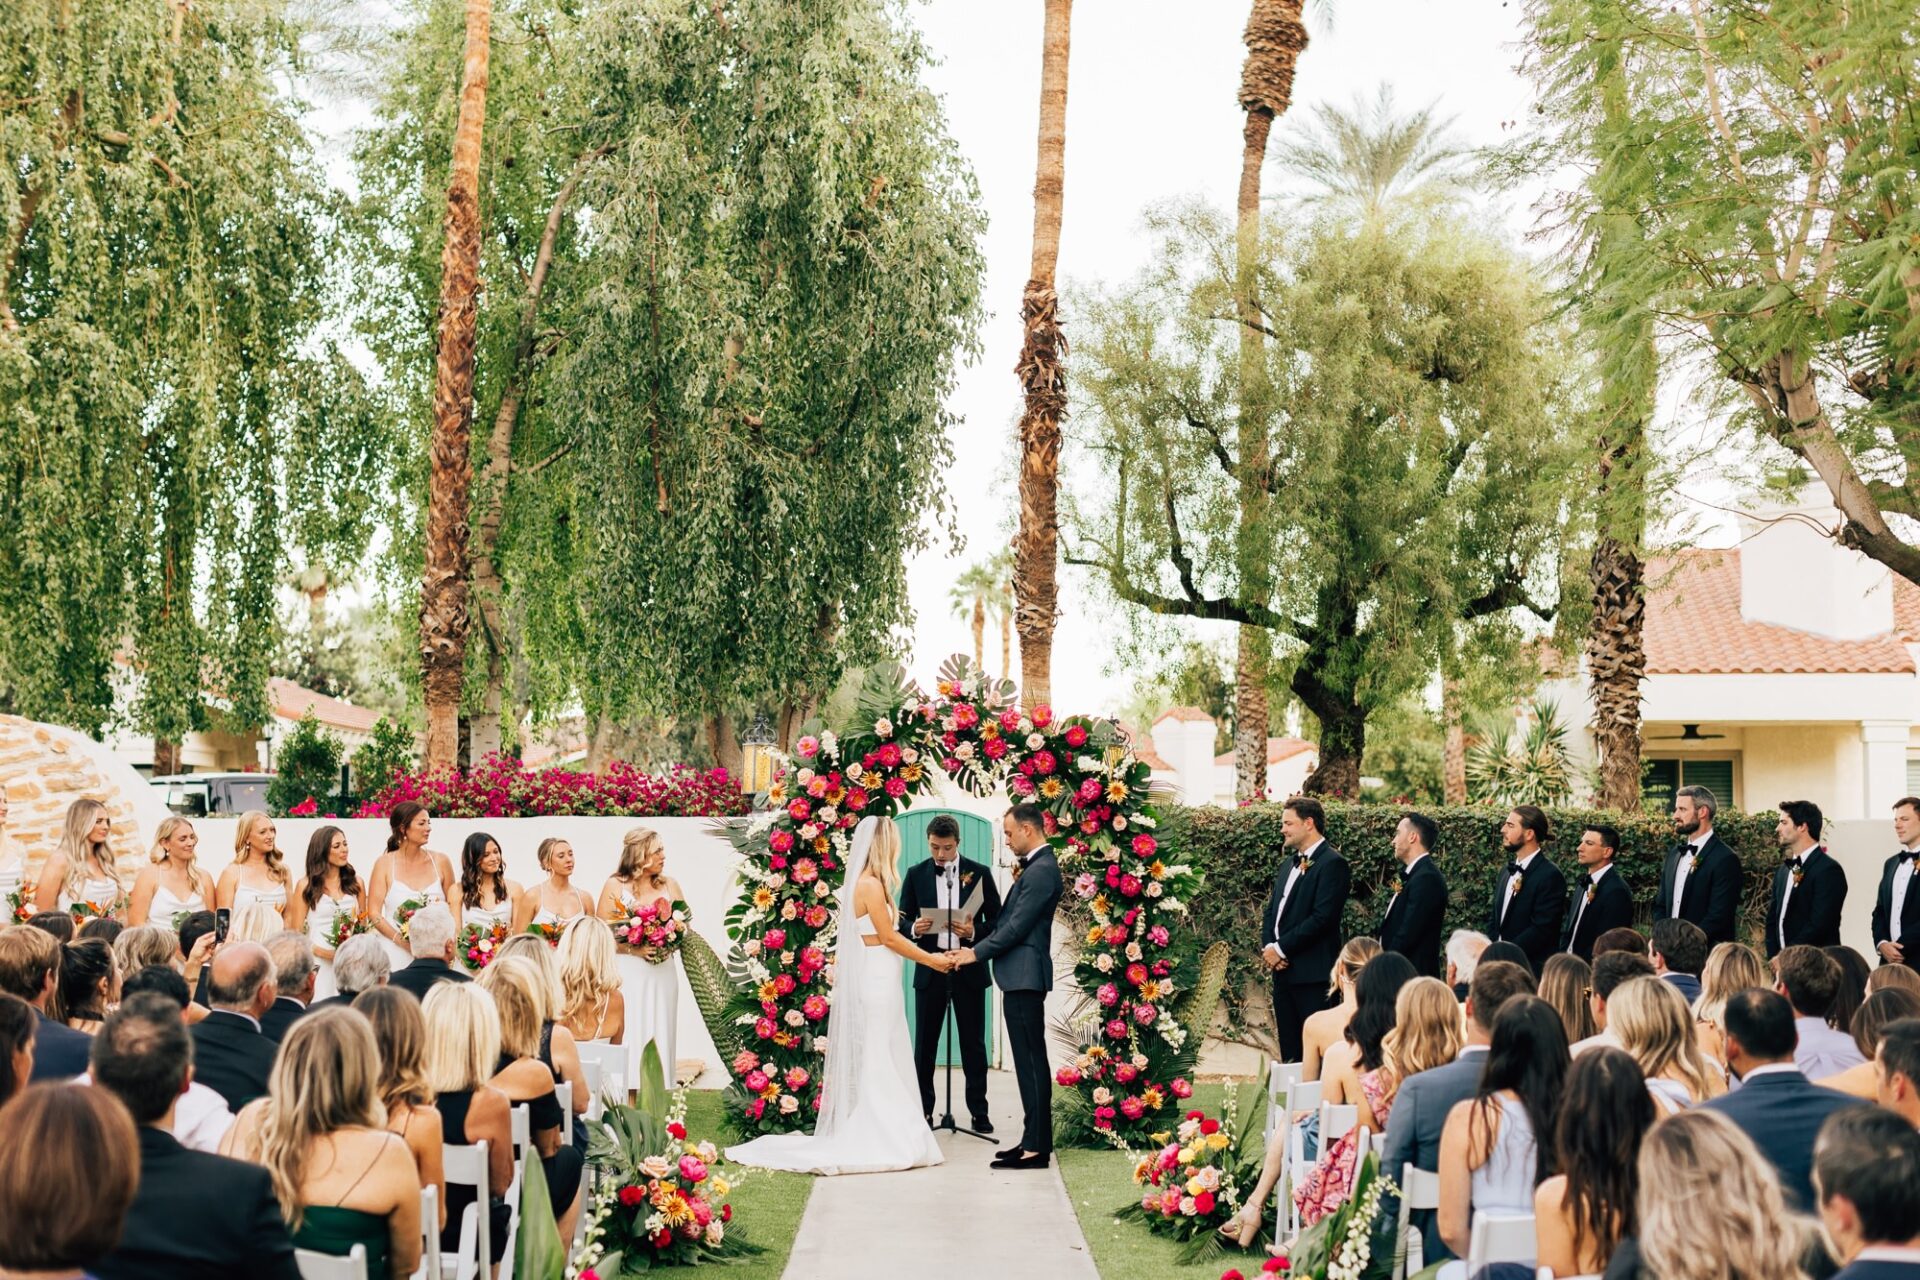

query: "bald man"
(187, 942), (280, 1111)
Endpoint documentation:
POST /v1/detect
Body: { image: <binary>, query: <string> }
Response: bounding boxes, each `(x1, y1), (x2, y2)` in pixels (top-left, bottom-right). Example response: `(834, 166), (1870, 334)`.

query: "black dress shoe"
(972, 1116), (994, 1135)
(992, 1151), (1050, 1170)
(995, 1143), (1023, 1159)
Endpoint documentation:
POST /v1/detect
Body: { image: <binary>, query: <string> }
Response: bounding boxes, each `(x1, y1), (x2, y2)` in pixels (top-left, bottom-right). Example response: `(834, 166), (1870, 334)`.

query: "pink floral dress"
(1293, 1068), (1394, 1226)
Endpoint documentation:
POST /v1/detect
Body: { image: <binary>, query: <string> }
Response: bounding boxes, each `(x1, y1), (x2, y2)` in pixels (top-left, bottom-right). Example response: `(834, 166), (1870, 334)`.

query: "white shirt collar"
(1856, 1248), (1920, 1264)
(1297, 838), (1326, 863)
(1686, 832), (1711, 854)
(1739, 1061), (1803, 1081)
(1514, 850), (1539, 870)
(1902, 840), (1920, 856)
(1586, 862), (1614, 882)
(1404, 852), (1429, 874)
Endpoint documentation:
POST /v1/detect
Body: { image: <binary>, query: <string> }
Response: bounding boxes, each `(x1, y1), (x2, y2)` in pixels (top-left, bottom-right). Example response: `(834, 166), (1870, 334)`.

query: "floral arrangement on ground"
(1230, 1153), (1398, 1280)
(698, 656), (1206, 1146)
(1116, 1086), (1263, 1261)
(356, 755), (750, 819)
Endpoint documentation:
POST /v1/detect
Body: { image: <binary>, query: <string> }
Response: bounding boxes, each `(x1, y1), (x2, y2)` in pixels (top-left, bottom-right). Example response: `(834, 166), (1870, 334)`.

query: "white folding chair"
(1266, 1060), (1305, 1140)
(440, 1141), (491, 1280)
(1394, 1164), (1441, 1280)
(577, 1055), (605, 1118)
(1276, 1078), (1324, 1234)
(296, 1245), (368, 1280)
(510, 1103), (531, 1164)
(1467, 1213), (1537, 1275)
(556, 1081), (574, 1146)
(412, 1183), (442, 1280)
(1288, 1099), (1355, 1232)
(575, 1041), (620, 1075)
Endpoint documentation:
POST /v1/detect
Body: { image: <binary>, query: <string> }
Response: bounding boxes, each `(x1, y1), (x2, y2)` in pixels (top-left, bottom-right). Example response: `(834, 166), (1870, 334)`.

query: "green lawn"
(682, 1089), (814, 1280)
(1055, 1081), (1269, 1280)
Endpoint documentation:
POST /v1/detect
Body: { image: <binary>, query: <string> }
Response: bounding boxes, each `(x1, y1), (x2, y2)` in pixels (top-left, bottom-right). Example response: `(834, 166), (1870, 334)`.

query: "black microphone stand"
(932, 901), (992, 1143)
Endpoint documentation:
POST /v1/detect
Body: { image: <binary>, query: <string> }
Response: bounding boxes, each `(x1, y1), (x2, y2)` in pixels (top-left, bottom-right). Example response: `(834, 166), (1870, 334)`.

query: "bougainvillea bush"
(712, 657), (1205, 1146)
(355, 755), (750, 819)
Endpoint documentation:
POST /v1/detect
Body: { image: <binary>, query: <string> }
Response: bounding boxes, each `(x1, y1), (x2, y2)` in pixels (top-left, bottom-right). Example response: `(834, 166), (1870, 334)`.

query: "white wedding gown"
(726, 818), (944, 1176)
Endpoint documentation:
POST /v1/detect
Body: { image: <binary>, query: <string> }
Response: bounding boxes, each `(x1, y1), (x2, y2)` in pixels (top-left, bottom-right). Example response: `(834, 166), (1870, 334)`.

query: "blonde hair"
(233, 812), (289, 882)
(1611, 977), (1721, 1103)
(494, 933), (566, 1012)
(1696, 942), (1770, 1028)
(357, 986), (434, 1111)
(113, 924), (179, 975)
(421, 983), (502, 1093)
(1635, 1110), (1805, 1280)
(1329, 936), (1383, 999)
(479, 955), (546, 1058)
(864, 817), (904, 901)
(228, 902), (284, 944)
(252, 1007), (386, 1230)
(535, 837), (571, 872)
(1867, 964), (1920, 997)
(1383, 977), (1463, 1084)
(557, 917), (620, 1024)
(148, 816), (196, 868)
(55, 798), (125, 902)
(616, 827), (664, 884)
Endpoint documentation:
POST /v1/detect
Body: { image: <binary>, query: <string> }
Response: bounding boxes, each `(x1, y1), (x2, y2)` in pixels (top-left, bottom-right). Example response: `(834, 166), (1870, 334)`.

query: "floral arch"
(708, 658), (1213, 1143)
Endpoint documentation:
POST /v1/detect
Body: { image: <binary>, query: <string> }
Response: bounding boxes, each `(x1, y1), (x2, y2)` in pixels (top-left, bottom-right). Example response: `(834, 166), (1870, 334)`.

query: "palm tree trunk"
(1013, 0), (1072, 712)
(999, 609), (1012, 680)
(1231, 0), (1308, 801)
(419, 0), (491, 770)
(971, 598), (986, 670)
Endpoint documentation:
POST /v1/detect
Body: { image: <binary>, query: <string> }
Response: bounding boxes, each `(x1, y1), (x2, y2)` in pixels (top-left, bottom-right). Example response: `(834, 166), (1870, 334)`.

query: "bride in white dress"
(726, 815), (950, 1176)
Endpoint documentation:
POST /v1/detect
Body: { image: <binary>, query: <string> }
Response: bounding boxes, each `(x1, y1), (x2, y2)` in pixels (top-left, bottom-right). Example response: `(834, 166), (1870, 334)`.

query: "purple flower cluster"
(355, 754), (751, 819)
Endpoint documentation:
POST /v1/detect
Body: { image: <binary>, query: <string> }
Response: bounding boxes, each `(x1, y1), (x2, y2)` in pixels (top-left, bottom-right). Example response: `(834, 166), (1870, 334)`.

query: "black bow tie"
(1588, 872), (1602, 886)
(1898, 851), (1915, 864)
(1506, 861), (1524, 877)
(1784, 856), (1803, 869)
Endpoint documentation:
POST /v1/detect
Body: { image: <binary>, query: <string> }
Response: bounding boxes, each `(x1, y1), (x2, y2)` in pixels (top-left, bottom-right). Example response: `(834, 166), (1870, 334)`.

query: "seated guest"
(1870, 965), (1920, 998)
(222, 1007), (422, 1277)
(0, 991), (34, 1109)
(59, 938), (118, 1034)
(87, 993), (300, 1280)
(1437, 996), (1570, 1265)
(260, 931), (316, 1044)
(26, 910), (75, 942)
(311, 933), (391, 1012)
(1777, 945), (1867, 1077)
(1812, 1107), (1920, 1280)
(1703, 987), (1866, 1209)
(1826, 946), (1872, 1034)
(1575, 951), (1656, 1055)
(1535, 1048), (1655, 1278)
(1540, 954), (1596, 1043)
(227, 902), (286, 945)
(387, 904), (469, 1001)
(0, 1080), (139, 1277)
(1609, 976), (1726, 1111)
(91, 966), (235, 1152)
(1818, 990), (1920, 1100)
(1593, 926), (1648, 959)
(1625, 1110), (1806, 1280)
(114, 923), (180, 976)
(493, 932), (591, 1130)
(1651, 918), (1708, 1004)
(480, 955), (585, 1239)
(1877, 1016), (1920, 1127)
(1696, 941), (1770, 1066)
(1446, 929), (1489, 1002)
(1301, 938), (1378, 1081)
(0, 924), (92, 1080)
(556, 916), (627, 1052)
(1482, 940), (1533, 976)
(421, 983), (514, 1266)
(78, 916), (124, 946)
(188, 940), (280, 1111)
(357, 986), (446, 1233)
(1379, 959), (1537, 1263)
(178, 909), (218, 1007)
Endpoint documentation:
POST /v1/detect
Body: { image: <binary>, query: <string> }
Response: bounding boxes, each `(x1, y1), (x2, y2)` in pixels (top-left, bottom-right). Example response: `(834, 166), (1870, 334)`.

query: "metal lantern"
(741, 712), (776, 796)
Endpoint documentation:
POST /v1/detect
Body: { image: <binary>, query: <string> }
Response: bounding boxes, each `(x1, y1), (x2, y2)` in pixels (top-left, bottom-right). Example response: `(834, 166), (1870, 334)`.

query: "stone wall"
(0, 715), (170, 882)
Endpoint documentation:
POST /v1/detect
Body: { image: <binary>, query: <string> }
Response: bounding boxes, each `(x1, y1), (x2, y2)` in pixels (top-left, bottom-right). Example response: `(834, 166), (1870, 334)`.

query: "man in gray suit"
(954, 803), (1063, 1170)
(1377, 959), (1537, 1262)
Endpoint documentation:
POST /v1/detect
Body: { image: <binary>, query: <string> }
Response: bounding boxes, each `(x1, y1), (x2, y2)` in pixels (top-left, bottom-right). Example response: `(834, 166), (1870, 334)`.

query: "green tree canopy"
(0, 0), (393, 740)
(1069, 203), (1580, 794)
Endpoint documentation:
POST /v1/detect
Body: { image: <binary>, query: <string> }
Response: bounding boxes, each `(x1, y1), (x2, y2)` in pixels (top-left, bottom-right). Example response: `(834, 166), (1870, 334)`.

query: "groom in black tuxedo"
(1262, 796), (1353, 1063)
(897, 814), (1003, 1131)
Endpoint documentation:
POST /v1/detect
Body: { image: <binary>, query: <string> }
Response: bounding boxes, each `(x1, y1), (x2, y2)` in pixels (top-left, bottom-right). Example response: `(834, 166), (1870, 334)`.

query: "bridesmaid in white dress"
(285, 825), (365, 1000)
(0, 794), (27, 914)
(594, 826), (684, 1085)
(457, 832), (521, 936)
(216, 812), (292, 924)
(365, 801), (460, 971)
(37, 797), (129, 919)
(127, 817), (216, 930)
(512, 837), (590, 939)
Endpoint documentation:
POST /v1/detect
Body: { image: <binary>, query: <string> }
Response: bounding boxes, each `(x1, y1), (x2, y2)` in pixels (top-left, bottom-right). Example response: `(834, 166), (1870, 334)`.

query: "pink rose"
(1032, 704), (1053, 727)
(795, 735), (820, 758)
(884, 777), (908, 798)
(802, 994), (829, 1021)
(1131, 834), (1157, 858)
(743, 1069), (770, 1092)
(1105, 1018), (1128, 1040)
(764, 928), (787, 949)
(769, 830), (795, 854)
(1119, 1096), (1146, 1120)
(679, 1155), (708, 1183)
(1133, 1003), (1157, 1025)
(1063, 724), (1086, 747)
(788, 798), (812, 821)
(1096, 982), (1120, 1007)
(784, 1067), (810, 1090)
(1055, 1066), (1082, 1087)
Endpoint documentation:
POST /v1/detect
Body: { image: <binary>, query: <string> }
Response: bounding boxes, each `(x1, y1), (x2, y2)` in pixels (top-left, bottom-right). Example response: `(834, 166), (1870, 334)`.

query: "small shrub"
(267, 710), (345, 816)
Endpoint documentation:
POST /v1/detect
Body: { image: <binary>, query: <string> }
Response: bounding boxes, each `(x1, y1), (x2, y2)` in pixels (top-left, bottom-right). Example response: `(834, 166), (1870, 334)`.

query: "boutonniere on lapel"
(960, 872), (977, 890)
(1585, 883), (1597, 904)
(1791, 861), (1806, 886)
(1388, 876), (1403, 895)
(1297, 856), (1315, 875)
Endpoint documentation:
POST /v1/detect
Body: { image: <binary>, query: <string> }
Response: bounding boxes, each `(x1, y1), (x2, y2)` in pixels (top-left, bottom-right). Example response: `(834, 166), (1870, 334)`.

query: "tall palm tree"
(1229, 0), (1309, 801)
(419, 0), (492, 769)
(1272, 85), (1471, 220)
(1013, 0), (1072, 712)
(949, 560), (1000, 672)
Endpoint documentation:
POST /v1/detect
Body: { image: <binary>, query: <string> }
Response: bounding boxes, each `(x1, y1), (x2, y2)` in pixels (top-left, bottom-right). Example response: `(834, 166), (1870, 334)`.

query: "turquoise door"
(896, 808), (998, 1067)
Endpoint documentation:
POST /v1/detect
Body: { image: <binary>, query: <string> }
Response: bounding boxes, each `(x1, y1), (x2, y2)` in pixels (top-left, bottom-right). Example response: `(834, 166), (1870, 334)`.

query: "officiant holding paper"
(898, 815), (1003, 1131)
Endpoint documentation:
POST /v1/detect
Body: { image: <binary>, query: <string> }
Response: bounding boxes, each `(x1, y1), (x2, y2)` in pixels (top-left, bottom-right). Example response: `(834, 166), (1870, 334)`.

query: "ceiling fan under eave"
(1644, 724), (1728, 741)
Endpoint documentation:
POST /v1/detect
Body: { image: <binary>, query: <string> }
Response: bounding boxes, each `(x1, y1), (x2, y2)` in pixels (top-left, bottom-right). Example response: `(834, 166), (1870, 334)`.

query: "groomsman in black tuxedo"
(1261, 796), (1352, 1063)
(1659, 784), (1742, 946)
(1873, 796), (1920, 971)
(1378, 811), (1447, 977)
(1562, 823), (1635, 962)
(1486, 805), (1567, 975)
(896, 814), (1002, 1130)
(1768, 799), (1848, 957)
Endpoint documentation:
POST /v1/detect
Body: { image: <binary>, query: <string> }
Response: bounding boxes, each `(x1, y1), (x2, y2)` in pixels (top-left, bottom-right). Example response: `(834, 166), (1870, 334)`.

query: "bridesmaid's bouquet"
(457, 920), (510, 970)
(392, 895), (429, 940)
(616, 899), (690, 964)
(524, 920), (565, 947)
(6, 886), (31, 925)
(68, 897), (121, 923)
(326, 911), (372, 951)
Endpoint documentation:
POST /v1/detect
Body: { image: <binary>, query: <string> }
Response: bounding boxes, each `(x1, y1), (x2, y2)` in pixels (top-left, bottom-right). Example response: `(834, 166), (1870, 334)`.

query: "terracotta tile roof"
(1114, 719), (1176, 772)
(1153, 706), (1215, 725)
(1644, 549), (1919, 674)
(268, 677), (382, 735)
(1213, 737), (1317, 767)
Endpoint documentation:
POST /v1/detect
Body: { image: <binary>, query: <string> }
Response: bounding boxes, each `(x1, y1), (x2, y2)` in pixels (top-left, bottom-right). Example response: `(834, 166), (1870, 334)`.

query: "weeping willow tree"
(0, 0), (391, 750)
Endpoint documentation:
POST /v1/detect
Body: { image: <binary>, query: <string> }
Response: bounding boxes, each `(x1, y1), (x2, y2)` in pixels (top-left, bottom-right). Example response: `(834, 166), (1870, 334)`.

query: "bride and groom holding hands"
(726, 803), (1063, 1176)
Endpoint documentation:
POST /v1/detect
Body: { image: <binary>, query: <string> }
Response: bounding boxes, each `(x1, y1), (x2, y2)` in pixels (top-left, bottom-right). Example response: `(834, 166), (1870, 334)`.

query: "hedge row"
(1164, 801), (1783, 1036)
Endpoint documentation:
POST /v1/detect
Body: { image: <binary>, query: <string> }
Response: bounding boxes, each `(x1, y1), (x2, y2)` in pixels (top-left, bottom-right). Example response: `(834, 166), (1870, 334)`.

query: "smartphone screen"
(215, 907), (230, 944)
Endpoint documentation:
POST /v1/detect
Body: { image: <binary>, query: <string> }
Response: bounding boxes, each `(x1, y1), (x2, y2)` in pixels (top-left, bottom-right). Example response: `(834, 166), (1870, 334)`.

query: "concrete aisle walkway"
(779, 1069), (1101, 1280)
